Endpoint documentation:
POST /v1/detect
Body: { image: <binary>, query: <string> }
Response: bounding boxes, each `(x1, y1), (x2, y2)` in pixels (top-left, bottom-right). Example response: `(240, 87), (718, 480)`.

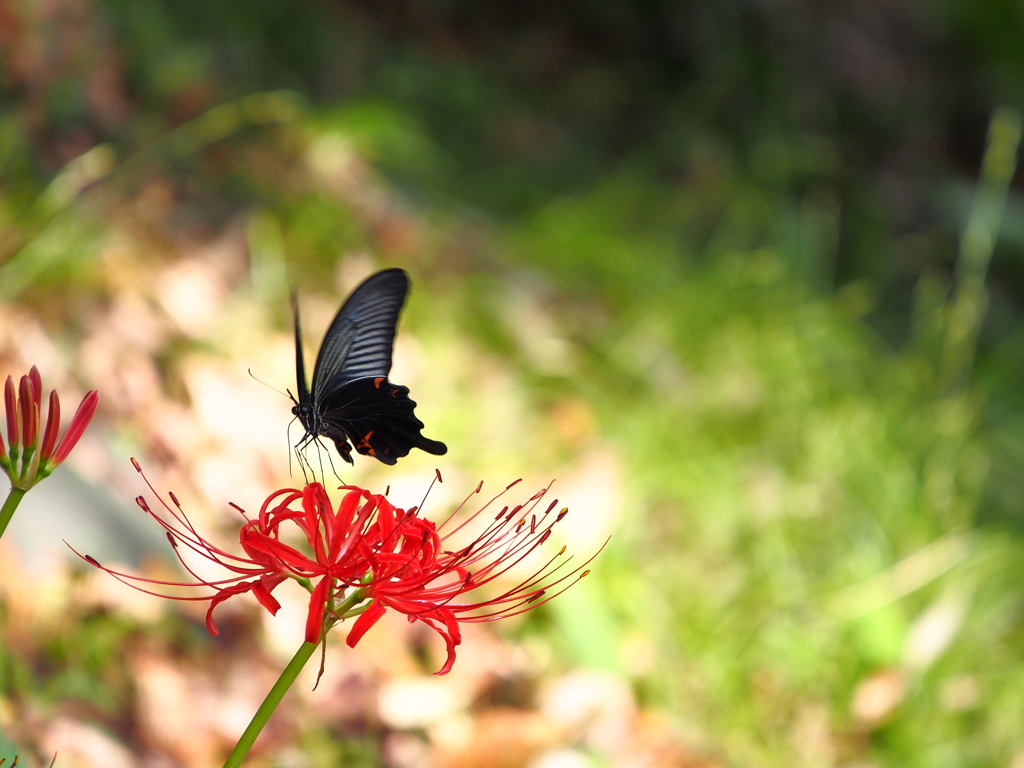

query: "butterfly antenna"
(247, 368), (292, 400)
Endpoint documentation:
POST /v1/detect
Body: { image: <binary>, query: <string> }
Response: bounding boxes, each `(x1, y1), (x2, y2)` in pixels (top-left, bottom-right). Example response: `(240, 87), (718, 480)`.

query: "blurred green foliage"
(2, 1), (1024, 767)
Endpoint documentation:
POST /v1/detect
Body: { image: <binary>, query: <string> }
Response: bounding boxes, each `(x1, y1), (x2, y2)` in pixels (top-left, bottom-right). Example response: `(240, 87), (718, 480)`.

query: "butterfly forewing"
(293, 298), (311, 404)
(310, 268), (408, 401)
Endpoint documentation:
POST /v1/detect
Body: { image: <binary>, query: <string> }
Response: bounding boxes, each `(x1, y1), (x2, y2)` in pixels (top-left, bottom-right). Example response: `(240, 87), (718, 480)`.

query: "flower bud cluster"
(1, 366), (99, 491)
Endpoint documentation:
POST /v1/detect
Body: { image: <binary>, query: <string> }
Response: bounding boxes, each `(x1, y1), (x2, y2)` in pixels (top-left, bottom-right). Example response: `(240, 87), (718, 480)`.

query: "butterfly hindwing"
(318, 376), (447, 466)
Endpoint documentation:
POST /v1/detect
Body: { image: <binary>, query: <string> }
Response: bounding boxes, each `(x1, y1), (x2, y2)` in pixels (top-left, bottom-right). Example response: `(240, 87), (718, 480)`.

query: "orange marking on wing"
(357, 431), (375, 454)
(374, 377), (385, 388)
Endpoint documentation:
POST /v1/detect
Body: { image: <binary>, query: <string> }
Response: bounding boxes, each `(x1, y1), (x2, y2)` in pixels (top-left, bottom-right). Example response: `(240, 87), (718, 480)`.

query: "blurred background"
(2, 1), (1024, 766)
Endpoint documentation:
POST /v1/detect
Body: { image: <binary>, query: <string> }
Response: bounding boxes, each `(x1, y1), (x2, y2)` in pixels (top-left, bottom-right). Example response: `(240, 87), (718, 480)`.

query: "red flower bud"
(39, 391), (60, 461)
(1, 367), (99, 490)
(4, 377), (17, 451)
(18, 375), (38, 451)
(28, 366), (41, 410)
(51, 390), (99, 465)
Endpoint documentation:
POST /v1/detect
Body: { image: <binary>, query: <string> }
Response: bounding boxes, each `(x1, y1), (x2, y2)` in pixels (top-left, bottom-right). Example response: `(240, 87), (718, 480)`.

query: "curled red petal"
(433, 633), (458, 675)
(345, 599), (387, 649)
(51, 390), (99, 465)
(241, 529), (318, 574)
(200, 576), (286, 637)
(251, 576), (285, 615)
(204, 583), (255, 635)
(418, 609), (461, 676)
(305, 576), (332, 644)
(39, 391), (60, 461)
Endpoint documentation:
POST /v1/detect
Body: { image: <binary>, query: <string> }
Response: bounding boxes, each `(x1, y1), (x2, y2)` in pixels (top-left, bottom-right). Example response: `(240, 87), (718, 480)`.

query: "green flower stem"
(0, 487), (27, 541)
(219, 586), (371, 767)
(221, 639), (319, 768)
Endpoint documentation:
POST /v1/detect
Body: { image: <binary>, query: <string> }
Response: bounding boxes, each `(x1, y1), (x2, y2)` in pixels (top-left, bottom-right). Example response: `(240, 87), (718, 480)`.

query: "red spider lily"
(1, 366), (100, 491)
(78, 462), (598, 675)
(347, 475), (597, 674)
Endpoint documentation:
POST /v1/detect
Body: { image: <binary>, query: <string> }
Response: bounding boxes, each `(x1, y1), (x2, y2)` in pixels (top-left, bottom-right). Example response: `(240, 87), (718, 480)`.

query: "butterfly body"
(292, 268), (447, 466)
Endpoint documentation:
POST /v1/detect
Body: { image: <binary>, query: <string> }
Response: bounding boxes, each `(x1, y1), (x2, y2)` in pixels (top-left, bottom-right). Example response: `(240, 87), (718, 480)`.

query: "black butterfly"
(291, 268), (447, 466)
